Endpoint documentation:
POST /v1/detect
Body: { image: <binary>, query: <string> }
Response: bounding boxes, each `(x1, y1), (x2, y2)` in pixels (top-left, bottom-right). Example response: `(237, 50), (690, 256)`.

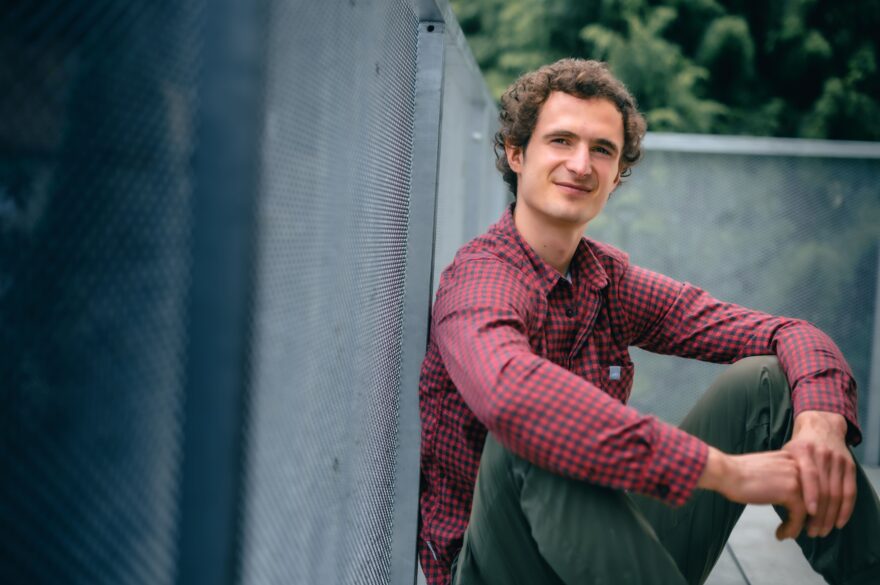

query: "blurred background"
(0, 1), (877, 584)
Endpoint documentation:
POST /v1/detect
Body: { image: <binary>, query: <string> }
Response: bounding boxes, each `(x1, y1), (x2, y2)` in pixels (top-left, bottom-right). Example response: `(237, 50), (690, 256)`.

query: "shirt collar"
(492, 203), (609, 296)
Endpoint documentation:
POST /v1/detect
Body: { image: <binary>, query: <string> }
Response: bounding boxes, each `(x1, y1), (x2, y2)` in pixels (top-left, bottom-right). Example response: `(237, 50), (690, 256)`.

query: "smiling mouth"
(555, 181), (593, 193)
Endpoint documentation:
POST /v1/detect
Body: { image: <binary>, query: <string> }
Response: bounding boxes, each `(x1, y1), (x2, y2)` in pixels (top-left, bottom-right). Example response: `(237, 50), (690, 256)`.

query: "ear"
(505, 142), (524, 174)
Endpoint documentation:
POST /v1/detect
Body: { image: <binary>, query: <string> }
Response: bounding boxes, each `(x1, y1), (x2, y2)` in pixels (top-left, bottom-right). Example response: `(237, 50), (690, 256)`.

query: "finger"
(836, 458), (857, 529)
(777, 502), (807, 540)
(820, 455), (845, 537)
(807, 449), (831, 537)
(777, 477), (807, 542)
(796, 448), (821, 516)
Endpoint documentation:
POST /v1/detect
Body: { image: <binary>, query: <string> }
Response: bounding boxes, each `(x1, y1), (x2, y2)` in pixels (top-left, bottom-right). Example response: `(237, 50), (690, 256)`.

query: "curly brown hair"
(495, 59), (647, 196)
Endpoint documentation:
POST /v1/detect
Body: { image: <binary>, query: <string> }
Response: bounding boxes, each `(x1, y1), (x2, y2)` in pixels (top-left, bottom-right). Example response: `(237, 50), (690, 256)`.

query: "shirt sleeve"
(618, 263), (861, 444)
(432, 257), (709, 506)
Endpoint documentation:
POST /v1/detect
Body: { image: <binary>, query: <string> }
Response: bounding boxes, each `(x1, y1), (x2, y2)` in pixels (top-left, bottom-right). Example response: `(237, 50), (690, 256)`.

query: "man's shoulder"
(455, 231), (515, 264)
(442, 232), (524, 282)
(434, 227), (534, 303)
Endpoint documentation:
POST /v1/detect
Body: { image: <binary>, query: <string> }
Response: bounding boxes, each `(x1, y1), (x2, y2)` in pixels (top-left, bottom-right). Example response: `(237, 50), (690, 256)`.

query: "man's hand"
(698, 447), (807, 540)
(783, 410), (856, 538)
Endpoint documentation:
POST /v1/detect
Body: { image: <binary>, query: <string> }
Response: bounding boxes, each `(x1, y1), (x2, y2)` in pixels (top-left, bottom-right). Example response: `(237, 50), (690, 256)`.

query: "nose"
(565, 146), (591, 177)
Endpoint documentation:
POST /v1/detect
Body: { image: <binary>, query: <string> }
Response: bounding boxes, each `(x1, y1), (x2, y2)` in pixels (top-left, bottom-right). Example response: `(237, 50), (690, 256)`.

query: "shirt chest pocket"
(572, 340), (635, 403)
(600, 355), (634, 402)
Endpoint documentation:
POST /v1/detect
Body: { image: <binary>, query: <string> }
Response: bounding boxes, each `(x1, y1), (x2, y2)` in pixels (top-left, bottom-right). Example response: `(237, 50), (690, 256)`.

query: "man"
(418, 59), (880, 585)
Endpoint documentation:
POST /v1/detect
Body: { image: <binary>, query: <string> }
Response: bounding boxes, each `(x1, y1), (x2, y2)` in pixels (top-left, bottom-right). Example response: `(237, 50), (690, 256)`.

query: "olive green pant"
(452, 356), (880, 585)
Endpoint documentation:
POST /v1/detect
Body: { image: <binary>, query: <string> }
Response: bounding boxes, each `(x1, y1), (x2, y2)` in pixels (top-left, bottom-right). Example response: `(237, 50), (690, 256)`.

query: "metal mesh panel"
(0, 1), (202, 583)
(589, 149), (880, 440)
(239, 0), (418, 583)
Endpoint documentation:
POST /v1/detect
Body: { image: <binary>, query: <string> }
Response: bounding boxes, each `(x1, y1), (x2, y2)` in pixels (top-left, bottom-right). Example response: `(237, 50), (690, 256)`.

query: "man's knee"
(683, 355), (793, 453)
(713, 355), (790, 407)
(725, 355), (785, 384)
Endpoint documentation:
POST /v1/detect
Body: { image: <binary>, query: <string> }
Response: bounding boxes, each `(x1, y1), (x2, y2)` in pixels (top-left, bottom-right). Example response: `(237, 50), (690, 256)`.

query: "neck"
(513, 204), (585, 276)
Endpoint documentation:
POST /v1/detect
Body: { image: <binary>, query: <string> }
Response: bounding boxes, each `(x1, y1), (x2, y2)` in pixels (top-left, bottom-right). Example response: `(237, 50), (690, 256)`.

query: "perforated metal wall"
(588, 145), (880, 451)
(238, 1), (419, 583)
(0, 1), (202, 583)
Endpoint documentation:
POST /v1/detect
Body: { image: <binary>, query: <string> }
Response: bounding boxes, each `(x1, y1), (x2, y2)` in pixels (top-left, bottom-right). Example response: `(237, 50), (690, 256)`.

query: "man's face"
(506, 92), (624, 230)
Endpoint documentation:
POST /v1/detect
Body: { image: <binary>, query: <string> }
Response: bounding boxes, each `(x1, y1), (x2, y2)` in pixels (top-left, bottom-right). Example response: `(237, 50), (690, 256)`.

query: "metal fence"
(0, 0), (503, 584)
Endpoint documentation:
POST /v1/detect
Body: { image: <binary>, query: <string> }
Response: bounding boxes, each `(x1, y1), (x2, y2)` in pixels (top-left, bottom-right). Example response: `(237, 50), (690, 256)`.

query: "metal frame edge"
(864, 240), (880, 464)
(391, 20), (446, 585)
(644, 132), (880, 159)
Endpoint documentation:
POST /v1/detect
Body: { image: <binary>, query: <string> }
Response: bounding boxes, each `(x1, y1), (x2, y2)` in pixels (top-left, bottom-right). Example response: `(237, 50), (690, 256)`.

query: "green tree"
(450, 0), (880, 140)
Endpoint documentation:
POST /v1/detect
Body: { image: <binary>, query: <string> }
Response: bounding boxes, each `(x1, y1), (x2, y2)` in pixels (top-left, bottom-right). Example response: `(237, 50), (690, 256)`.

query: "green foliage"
(450, 0), (880, 140)
(580, 5), (727, 132)
(696, 16), (754, 98)
(803, 46), (880, 140)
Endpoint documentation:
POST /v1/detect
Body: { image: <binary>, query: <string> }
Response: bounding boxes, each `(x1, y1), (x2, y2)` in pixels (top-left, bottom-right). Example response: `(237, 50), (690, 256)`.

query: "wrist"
(793, 410), (847, 441)
(697, 446), (731, 494)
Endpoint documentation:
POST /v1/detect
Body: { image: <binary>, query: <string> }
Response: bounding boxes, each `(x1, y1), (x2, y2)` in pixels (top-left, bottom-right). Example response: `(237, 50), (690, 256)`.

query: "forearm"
(697, 411), (847, 492)
(448, 346), (709, 504)
(622, 262), (859, 445)
(732, 320), (859, 443)
(773, 324), (859, 443)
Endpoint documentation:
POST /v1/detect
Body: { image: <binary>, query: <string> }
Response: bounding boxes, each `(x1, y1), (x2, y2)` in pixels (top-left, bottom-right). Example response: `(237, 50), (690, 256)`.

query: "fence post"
(390, 19), (445, 585)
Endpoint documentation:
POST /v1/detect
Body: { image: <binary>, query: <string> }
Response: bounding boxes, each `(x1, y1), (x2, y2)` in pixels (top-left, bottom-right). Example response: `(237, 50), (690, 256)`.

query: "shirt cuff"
(640, 421), (709, 506)
(791, 381), (861, 445)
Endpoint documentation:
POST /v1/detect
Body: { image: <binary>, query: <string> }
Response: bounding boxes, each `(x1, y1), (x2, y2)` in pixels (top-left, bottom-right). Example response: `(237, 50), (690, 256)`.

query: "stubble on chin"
(542, 200), (596, 229)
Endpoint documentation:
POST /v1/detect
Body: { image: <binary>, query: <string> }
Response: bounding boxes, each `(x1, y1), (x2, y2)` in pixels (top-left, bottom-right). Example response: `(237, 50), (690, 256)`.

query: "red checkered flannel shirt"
(418, 206), (860, 585)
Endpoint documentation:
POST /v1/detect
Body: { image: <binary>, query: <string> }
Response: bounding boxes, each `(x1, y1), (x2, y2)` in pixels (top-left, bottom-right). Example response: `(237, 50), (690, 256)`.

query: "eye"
(592, 145), (611, 155)
(551, 137), (569, 145)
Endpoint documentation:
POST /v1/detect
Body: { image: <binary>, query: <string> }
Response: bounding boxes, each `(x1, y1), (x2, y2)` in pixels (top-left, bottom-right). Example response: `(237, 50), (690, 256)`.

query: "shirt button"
(565, 307), (575, 318)
(656, 484), (670, 498)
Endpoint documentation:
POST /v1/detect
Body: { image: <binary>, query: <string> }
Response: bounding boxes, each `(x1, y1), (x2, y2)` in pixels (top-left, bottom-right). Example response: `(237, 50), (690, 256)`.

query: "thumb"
(776, 504), (806, 540)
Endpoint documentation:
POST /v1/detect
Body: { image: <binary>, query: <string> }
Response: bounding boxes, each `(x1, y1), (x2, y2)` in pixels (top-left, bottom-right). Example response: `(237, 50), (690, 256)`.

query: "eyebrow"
(543, 129), (620, 154)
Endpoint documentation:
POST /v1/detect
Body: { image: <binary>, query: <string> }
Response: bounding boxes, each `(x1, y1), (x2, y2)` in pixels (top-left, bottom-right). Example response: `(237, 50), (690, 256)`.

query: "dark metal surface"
(175, 0), (268, 584)
(0, 1), (203, 583)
